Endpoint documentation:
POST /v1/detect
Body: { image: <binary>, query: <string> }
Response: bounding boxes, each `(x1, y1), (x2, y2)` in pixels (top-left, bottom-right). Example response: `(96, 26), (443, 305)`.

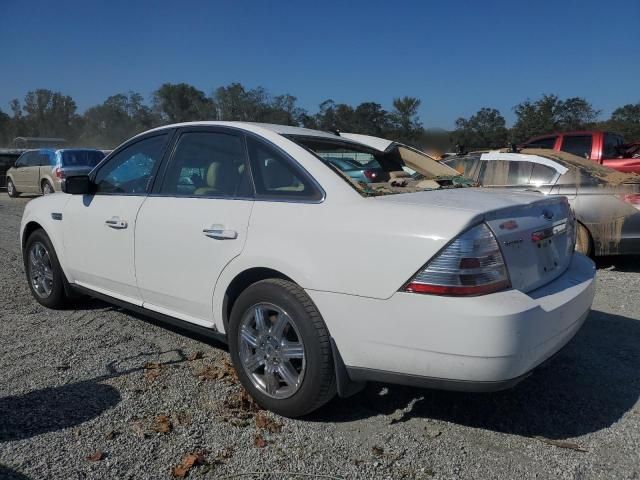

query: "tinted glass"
(527, 137), (557, 149)
(443, 156), (480, 179)
(479, 160), (533, 185)
(94, 134), (167, 194)
(61, 150), (105, 167)
(160, 131), (251, 197)
(246, 136), (321, 200)
(25, 152), (40, 167)
(529, 163), (557, 185)
(602, 133), (623, 160)
(37, 152), (52, 166)
(15, 153), (28, 167)
(561, 135), (592, 158)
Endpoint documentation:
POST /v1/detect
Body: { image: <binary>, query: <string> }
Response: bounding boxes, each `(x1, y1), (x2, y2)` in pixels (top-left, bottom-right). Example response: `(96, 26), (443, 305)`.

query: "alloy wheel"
(28, 242), (54, 298)
(238, 303), (306, 399)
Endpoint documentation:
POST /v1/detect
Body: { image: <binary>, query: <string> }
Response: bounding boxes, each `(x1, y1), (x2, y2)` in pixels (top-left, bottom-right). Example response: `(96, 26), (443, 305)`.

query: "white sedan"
(19, 122), (596, 417)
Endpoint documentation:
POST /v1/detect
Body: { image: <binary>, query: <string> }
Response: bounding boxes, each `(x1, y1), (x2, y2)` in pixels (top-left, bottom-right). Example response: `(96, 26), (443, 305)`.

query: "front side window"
(94, 134), (167, 194)
(15, 153), (28, 167)
(160, 131), (251, 197)
(561, 135), (592, 158)
(526, 136), (557, 149)
(246, 136), (322, 201)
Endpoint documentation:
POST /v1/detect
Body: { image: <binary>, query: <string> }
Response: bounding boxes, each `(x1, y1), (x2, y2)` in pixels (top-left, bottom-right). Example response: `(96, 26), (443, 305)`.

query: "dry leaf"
(144, 362), (163, 381)
(254, 434), (267, 448)
(224, 389), (259, 414)
(171, 451), (207, 478)
(372, 446), (384, 456)
(172, 412), (192, 427)
(86, 450), (104, 462)
(255, 411), (282, 433)
(533, 436), (588, 452)
(188, 351), (203, 361)
(105, 430), (119, 440)
(152, 414), (172, 434)
(131, 420), (147, 438)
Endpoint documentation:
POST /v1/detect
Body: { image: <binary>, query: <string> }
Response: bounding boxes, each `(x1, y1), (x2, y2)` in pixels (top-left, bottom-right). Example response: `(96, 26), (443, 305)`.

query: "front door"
(63, 132), (171, 303)
(135, 129), (254, 326)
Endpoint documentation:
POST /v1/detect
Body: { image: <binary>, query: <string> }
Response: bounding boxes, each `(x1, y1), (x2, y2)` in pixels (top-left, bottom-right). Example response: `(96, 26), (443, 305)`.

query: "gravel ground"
(0, 195), (639, 480)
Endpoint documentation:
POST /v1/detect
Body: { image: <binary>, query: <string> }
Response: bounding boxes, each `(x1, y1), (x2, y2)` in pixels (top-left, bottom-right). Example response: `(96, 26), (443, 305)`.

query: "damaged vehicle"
(443, 149), (640, 256)
(20, 122), (595, 417)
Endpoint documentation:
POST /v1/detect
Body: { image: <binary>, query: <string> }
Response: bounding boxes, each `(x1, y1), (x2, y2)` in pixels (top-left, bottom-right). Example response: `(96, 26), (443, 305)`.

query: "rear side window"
(561, 135), (592, 158)
(527, 137), (557, 149)
(24, 152), (40, 167)
(246, 136), (322, 201)
(62, 150), (105, 167)
(160, 131), (251, 198)
(443, 156), (480, 179)
(479, 160), (532, 185)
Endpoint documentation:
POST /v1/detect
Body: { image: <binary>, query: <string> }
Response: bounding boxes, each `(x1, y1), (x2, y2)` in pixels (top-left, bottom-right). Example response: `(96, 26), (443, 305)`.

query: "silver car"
(6, 148), (104, 197)
(443, 148), (640, 256)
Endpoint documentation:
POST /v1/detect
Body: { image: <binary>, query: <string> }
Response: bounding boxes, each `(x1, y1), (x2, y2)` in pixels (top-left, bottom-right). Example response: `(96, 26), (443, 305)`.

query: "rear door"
(63, 132), (171, 303)
(134, 127), (254, 326)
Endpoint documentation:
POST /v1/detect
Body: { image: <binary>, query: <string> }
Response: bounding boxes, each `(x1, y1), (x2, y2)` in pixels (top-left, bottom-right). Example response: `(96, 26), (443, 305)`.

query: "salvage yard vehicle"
(20, 122), (595, 417)
(523, 130), (640, 174)
(443, 149), (640, 256)
(6, 148), (105, 197)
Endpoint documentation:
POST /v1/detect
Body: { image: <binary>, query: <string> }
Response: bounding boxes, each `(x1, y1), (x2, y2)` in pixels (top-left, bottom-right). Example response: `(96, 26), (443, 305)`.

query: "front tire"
(24, 229), (68, 308)
(228, 279), (335, 417)
(7, 178), (19, 197)
(42, 181), (54, 195)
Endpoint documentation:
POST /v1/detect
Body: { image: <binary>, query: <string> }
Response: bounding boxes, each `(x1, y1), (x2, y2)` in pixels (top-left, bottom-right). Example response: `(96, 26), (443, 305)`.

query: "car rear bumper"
(307, 253), (595, 390)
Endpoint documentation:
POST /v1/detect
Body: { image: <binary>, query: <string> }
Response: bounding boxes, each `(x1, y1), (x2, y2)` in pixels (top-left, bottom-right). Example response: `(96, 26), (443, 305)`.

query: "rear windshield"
(61, 150), (105, 168)
(288, 135), (472, 196)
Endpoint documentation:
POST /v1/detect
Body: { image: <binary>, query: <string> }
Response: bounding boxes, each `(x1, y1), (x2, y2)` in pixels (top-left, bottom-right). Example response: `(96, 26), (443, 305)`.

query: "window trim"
(90, 129), (175, 197)
(149, 126), (326, 204)
(151, 126), (255, 200)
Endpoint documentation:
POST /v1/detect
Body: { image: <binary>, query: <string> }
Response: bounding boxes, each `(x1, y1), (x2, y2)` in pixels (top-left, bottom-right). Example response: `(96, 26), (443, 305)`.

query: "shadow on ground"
(314, 310), (640, 439)
(0, 465), (30, 480)
(596, 254), (640, 273)
(0, 380), (120, 443)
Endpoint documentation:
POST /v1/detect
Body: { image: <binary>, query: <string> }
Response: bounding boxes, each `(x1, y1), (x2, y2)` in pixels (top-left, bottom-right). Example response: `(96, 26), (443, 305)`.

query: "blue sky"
(1, 0), (638, 128)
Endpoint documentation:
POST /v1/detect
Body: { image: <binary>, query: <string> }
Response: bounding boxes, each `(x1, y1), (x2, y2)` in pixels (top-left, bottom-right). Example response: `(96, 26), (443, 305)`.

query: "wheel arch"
(22, 220), (45, 251)
(219, 266), (295, 333)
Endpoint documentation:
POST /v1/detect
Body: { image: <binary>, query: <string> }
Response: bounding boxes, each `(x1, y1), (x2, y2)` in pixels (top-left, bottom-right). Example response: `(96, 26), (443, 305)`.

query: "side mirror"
(62, 175), (92, 195)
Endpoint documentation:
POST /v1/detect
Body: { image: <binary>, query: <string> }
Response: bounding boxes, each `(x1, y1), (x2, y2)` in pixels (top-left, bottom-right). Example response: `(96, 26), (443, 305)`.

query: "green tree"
(0, 108), (10, 146)
(153, 83), (214, 123)
(453, 107), (508, 149)
(81, 92), (154, 147)
(264, 94), (307, 126)
(212, 83), (269, 121)
(605, 102), (640, 140)
(511, 94), (600, 143)
(389, 96), (422, 144)
(352, 102), (389, 135)
(18, 89), (80, 139)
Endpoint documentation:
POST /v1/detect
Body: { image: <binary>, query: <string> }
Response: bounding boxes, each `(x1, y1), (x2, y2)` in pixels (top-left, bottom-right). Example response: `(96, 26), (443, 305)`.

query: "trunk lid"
(375, 188), (575, 292)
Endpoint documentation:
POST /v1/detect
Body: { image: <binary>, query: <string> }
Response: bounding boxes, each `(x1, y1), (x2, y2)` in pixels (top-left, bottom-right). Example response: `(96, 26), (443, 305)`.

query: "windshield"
(288, 135), (473, 196)
(61, 150), (105, 168)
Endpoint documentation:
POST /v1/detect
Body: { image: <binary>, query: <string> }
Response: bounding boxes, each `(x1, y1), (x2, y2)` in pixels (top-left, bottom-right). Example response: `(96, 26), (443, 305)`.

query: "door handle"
(105, 217), (128, 229)
(203, 225), (238, 240)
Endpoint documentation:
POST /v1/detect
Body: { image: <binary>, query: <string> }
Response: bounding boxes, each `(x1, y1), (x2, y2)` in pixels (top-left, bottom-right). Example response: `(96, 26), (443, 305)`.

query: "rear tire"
(228, 279), (336, 417)
(575, 223), (593, 257)
(42, 181), (54, 195)
(7, 178), (19, 197)
(24, 229), (68, 309)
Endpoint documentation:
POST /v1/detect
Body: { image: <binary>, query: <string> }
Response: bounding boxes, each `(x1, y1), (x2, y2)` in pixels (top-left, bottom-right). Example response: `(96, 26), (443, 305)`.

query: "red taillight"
(620, 193), (640, 206)
(363, 170), (378, 181)
(55, 167), (64, 179)
(402, 223), (511, 297)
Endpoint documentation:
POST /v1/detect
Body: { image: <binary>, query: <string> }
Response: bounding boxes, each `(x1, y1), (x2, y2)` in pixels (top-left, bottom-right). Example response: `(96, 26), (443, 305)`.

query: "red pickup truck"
(523, 130), (640, 174)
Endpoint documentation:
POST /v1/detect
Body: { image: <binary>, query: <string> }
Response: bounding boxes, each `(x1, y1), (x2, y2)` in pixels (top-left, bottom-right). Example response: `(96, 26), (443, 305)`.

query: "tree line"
(0, 83), (638, 151)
